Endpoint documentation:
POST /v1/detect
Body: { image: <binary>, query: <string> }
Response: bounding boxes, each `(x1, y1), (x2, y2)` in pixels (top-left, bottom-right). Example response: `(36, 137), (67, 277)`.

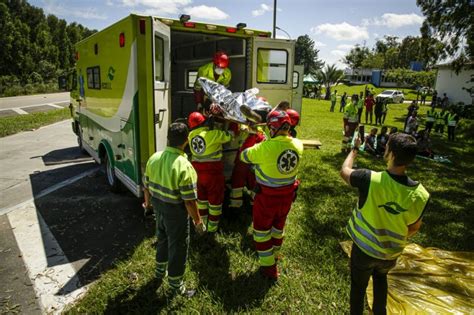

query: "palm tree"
(316, 64), (345, 100)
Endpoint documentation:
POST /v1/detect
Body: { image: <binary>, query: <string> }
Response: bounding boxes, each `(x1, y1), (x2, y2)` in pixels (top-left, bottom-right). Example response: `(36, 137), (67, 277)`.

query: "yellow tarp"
(340, 241), (474, 314)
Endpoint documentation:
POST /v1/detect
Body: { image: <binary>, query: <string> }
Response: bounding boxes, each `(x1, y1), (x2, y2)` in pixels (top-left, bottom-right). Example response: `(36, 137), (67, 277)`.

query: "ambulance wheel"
(104, 154), (121, 193)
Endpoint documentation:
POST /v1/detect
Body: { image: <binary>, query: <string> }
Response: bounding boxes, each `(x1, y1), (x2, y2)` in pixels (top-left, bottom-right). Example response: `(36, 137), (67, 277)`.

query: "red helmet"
(266, 110), (291, 130)
(188, 112), (206, 129)
(286, 109), (300, 126)
(213, 51), (229, 68)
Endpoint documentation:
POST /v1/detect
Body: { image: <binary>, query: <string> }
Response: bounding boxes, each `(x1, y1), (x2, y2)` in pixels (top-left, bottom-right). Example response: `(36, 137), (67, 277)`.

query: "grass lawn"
(322, 83), (431, 102)
(0, 107), (70, 137)
(67, 99), (473, 313)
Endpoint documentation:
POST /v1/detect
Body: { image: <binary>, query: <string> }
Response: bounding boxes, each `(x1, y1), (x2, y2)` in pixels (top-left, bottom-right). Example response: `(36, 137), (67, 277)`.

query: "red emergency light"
(119, 33), (125, 47)
(226, 27), (237, 33)
(184, 22), (195, 28)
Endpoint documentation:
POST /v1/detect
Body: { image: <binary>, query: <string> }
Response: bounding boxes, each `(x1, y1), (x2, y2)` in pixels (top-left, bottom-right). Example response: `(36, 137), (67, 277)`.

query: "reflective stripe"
(242, 150), (251, 163)
(271, 227), (283, 239)
(181, 192), (197, 200)
(197, 200), (208, 209)
(148, 182), (180, 196)
(257, 249), (275, 266)
(258, 250), (274, 257)
(180, 183), (197, 191)
(192, 150), (222, 162)
(230, 187), (243, 198)
(149, 190), (182, 204)
(208, 204), (222, 216)
(350, 215), (403, 250)
(347, 225), (387, 259)
(229, 198), (243, 208)
(253, 229), (271, 242)
(355, 209), (406, 241)
(255, 165), (295, 187)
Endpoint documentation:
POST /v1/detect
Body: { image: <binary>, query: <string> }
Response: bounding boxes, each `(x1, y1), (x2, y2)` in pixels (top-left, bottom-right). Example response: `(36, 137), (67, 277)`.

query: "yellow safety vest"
(346, 171), (429, 260)
(188, 126), (232, 162)
(345, 102), (358, 122)
(447, 113), (458, 126)
(241, 135), (303, 187)
(426, 109), (436, 122)
(435, 111), (447, 125)
(193, 62), (232, 91)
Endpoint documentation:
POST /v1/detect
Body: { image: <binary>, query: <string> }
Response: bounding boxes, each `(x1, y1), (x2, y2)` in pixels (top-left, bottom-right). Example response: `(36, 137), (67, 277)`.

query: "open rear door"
(250, 37), (294, 107)
(152, 18), (171, 152)
(292, 65), (304, 118)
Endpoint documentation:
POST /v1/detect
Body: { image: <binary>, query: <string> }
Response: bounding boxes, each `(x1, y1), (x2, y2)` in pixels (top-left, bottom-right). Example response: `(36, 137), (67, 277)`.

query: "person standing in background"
(340, 92), (347, 113)
(364, 94), (375, 124)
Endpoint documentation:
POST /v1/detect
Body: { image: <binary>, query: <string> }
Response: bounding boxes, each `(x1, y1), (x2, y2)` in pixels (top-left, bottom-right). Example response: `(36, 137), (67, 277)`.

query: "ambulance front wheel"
(104, 154), (121, 193)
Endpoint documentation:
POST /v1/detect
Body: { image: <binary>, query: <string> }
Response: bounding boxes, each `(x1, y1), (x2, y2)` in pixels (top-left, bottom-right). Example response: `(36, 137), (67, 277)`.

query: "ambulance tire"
(104, 154), (121, 193)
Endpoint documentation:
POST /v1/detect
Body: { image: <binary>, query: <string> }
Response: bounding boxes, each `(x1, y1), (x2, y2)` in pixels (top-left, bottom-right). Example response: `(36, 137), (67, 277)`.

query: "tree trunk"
(325, 85), (331, 100)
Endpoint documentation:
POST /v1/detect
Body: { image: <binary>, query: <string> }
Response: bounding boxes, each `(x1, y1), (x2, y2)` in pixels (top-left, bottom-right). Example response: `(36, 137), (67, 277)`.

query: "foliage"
(66, 99), (473, 314)
(417, 0), (473, 71)
(343, 45), (370, 69)
(384, 68), (436, 88)
(0, 0), (95, 92)
(316, 64), (344, 100)
(0, 107), (70, 137)
(295, 35), (324, 75)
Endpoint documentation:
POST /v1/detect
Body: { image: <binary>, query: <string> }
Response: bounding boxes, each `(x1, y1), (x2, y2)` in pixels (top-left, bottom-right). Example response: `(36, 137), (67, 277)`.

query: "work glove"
(194, 222), (206, 235)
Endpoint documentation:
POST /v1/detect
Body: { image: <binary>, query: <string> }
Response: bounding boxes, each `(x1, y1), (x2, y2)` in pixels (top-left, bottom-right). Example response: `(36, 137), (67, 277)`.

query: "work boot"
(171, 286), (196, 298)
(259, 265), (279, 281)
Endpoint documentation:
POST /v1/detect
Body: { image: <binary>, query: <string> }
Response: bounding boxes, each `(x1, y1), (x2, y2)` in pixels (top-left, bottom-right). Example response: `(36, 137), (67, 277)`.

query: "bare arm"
(340, 139), (360, 185)
(143, 187), (151, 208)
(184, 199), (201, 225)
(407, 219), (422, 237)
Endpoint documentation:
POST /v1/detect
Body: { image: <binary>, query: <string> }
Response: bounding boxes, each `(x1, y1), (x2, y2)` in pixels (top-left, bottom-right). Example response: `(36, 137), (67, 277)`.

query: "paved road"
(0, 92), (70, 117)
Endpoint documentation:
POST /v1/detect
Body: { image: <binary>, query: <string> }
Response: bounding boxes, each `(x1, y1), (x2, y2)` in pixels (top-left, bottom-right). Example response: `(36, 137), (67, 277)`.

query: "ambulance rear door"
(152, 18), (171, 152)
(250, 37), (295, 107)
(292, 65), (304, 118)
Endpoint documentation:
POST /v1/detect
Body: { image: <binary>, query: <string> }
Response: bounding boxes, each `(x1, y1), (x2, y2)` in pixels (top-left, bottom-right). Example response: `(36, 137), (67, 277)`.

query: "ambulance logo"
(277, 150), (299, 174)
(191, 136), (206, 154)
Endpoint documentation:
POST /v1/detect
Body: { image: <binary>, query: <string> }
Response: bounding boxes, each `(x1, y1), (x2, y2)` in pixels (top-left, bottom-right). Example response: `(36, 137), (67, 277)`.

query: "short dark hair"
(167, 122), (189, 147)
(387, 133), (417, 166)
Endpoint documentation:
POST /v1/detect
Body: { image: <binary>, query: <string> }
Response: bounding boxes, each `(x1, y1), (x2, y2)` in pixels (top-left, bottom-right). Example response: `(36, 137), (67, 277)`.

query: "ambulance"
(69, 14), (303, 196)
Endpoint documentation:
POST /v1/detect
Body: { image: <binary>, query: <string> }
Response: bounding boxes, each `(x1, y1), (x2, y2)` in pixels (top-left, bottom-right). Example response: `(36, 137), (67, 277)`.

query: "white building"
(435, 63), (473, 105)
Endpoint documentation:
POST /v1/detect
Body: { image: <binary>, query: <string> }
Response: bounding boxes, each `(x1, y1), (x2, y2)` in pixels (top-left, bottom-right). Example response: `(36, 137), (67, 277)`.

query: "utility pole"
(273, 0), (277, 38)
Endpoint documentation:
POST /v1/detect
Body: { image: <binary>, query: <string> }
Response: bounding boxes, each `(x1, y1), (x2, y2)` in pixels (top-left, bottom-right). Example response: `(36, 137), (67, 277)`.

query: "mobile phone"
(359, 125), (365, 144)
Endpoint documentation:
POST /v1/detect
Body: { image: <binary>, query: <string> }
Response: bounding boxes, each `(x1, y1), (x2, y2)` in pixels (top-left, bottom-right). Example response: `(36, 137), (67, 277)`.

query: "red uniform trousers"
(252, 183), (297, 278)
(230, 133), (264, 208)
(192, 161), (225, 233)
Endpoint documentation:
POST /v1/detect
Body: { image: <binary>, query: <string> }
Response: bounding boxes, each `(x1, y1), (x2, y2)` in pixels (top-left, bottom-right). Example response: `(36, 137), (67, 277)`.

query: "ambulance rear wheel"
(104, 154), (121, 193)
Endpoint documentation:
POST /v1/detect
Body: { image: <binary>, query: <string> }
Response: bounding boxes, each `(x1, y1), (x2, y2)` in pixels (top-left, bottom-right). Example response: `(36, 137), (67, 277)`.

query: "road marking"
(1, 101), (70, 113)
(47, 103), (64, 109)
(0, 166), (100, 216)
(12, 108), (28, 115)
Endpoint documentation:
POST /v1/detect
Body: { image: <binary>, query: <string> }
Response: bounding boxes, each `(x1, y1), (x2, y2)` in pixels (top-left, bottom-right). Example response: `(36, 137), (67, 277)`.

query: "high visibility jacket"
(241, 135), (303, 187)
(435, 111), (447, 125)
(193, 62), (232, 91)
(346, 171), (429, 260)
(345, 102), (358, 123)
(357, 99), (364, 110)
(143, 146), (198, 204)
(331, 92), (337, 102)
(447, 113), (458, 126)
(188, 126), (232, 162)
(426, 109), (436, 122)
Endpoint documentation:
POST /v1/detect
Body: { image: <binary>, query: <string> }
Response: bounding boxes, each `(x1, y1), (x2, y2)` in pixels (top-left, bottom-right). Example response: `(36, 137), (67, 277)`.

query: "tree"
(385, 68), (435, 88)
(295, 35), (324, 74)
(417, 0), (474, 71)
(361, 52), (384, 69)
(343, 44), (370, 69)
(374, 36), (400, 54)
(316, 64), (344, 100)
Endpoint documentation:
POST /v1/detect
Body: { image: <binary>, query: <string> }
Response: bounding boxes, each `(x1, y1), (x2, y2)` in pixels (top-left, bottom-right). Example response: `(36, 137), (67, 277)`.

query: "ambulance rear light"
(226, 27), (237, 33)
(119, 33), (125, 47)
(184, 22), (195, 28)
(139, 19), (146, 34)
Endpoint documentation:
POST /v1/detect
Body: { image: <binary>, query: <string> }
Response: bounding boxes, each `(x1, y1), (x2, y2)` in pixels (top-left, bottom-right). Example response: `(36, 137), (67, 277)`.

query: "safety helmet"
(188, 112), (206, 129)
(286, 109), (300, 126)
(266, 110), (291, 130)
(213, 51), (229, 68)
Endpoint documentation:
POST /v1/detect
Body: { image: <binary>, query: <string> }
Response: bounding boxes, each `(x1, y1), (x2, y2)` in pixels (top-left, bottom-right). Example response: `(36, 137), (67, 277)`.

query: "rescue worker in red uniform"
(188, 112), (232, 233)
(193, 51), (232, 112)
(240, 110), (304, 280)
(229, 126), (266, 209)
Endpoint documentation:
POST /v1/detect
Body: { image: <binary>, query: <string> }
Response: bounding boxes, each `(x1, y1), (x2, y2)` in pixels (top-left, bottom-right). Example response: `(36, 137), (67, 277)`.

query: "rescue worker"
(229, 125), (266, 209)
(425, 107), (436, 134)
(193, 51), (232, 112)
(340, 133), (430, 315)
(187, 112), (232, 233)
(330, 89), (338, 112)
(240, 110), (304, 280)
(447, 108), (459, 141)
(142, 122), (205, 296)
(286, 109), (300, 138)
(342, 96), (359, 152)
(434, 109), (447, 135)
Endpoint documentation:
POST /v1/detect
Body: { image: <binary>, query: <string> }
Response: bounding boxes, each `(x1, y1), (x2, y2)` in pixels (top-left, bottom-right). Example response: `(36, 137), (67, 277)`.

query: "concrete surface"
(0, 92), (70, 117)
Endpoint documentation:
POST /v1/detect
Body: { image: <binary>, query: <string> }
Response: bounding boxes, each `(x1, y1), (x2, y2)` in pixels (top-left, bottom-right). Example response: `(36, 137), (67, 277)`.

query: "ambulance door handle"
(154, 109), (167, 126)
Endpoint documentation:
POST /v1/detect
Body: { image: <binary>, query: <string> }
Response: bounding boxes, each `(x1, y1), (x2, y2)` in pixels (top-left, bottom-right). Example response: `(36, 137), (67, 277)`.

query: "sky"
(30, 0), (427, 68)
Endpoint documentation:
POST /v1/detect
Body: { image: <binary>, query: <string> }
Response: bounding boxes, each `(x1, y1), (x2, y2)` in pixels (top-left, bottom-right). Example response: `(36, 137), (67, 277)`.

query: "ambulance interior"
(169, 31), (248, 122)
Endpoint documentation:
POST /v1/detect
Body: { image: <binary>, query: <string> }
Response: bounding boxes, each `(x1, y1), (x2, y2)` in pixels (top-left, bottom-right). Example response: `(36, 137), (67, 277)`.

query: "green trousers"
(152, 198), (190, 291)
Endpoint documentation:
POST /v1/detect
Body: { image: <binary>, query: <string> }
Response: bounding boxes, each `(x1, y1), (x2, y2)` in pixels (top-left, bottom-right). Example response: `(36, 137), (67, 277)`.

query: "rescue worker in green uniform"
(340, 133), (430, 315)
(330, 89), (338, 112)
(425, 107), (436, 134)
(193, 51), (232, 112)
(447, 108), (459, 141)
(434, 109), (448, 135)
(143, 122), (205, 297)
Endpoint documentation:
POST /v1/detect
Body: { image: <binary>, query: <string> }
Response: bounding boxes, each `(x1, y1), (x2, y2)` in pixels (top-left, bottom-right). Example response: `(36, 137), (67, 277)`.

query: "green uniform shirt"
(345, 102), (358, 122)
(193, 62), (232, 91)
(426, 109), (436, 122)
(331, 92), (337, 102)
(143, 147), (198, 204)
(357, 99), (364, 110)
(241, 135), (303, 187)
(435, 111), (447, 125)
(447, 113), (458, 126)
(188, 126), (232, 162)
(346, 171), (429, 260)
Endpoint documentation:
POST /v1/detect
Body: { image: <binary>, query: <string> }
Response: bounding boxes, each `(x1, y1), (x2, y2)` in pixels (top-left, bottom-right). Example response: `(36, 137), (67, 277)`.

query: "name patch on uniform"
(191, 136), (206, 154)
(277, 149), (299, 174)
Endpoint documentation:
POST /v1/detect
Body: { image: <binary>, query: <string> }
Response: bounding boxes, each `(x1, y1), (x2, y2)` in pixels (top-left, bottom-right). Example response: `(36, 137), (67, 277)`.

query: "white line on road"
(0, 101), (70, 113)
(12, 108), (28, 115)
(47, 103), (64, 109)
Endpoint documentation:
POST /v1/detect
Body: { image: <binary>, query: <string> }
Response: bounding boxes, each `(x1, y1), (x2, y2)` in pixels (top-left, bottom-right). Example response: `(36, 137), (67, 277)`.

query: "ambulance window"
(293, 71), (299, 88)
(187, 70), (197, 89)
(86, 66), (101, 89)
(257, 49), (288, 84)
(155, 35), (164, 81)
